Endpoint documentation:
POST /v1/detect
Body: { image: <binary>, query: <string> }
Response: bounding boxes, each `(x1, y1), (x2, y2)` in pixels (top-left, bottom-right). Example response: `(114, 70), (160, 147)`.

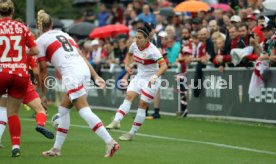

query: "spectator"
(238, 23), (250, 48)
(211, 31), (223, 55)
(98, 3), (112, 27)
(133, 0), (143, 14)
(166, 35), (181, 65)
(173, 14), (183, 38)
(259, 21), (276, 66)
(158, 31), (169, 63)
(114, 38), (128, 65)
(191, 18), (202, 32)
(209, 19), (226, 39)
(197, 10), (206, 20)
(111, 1), (123, 24)
(83, 10), (95, 23)
(128, 10), (138, 27)
(257, 15), (269, 26)
(214, 8), (224, 27)
(129, 20), (138, 38)
(165, 25), (176, 39)
(213, 36), (232, 70)
(235, 23), (260, 66)
(245, 14), (257, 31)
(137, 4), (156, 25)
(183, 20), (192, 31)
(262, 21), (276, 54)
(229, 25), (241, 49)
(181, 28), (192, 50)
(246, 6), (254, 15)
(191, 31), (207, 61)
(175, 48), (192, 118)
(222, 15), (231, 31)
(199, 27), (215, 62)
(155, 14), (164, 33)
(202, 18), (209, 28)
(230, 15), (242, 27)
(90, 39), (106, 76)
(104, 42), (117, 65)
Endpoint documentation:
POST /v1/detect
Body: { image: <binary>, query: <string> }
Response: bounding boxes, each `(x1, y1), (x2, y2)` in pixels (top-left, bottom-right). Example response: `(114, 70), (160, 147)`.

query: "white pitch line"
(21, 118), (276, 156)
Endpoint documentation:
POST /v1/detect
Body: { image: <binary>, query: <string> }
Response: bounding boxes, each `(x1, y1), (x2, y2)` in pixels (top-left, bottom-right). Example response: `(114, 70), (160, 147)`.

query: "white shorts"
(63, 74), (91, 101)
(127, 76), (161, 103)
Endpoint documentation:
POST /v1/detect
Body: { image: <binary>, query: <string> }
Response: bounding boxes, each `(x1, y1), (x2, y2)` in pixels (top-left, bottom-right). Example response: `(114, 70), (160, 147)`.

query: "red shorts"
(22, 80), (39, 104)
(0, 73), (29, 99)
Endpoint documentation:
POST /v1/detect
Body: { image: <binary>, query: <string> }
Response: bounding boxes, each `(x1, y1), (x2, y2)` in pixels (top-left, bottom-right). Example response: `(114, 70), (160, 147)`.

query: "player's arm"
(32, 67), (40, 86)
(27, 46), (39, 56)
(77, 49), (99, 79)
(125, 52), (134, 74)
(29, 56), (40, 85)
(38, 60), (48, 98)
(25, 27), (39, 56)
(155, 57), (168, 77)
(148, 54), (168, 88)
(78, 49), (106, 89)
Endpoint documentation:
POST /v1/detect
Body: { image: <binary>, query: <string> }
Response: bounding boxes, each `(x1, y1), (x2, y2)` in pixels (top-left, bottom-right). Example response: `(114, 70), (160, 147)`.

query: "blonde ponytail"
(37, 9), (52, 34)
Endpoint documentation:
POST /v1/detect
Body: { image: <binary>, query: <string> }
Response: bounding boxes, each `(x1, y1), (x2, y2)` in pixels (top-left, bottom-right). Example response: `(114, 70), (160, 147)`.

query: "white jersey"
(129, 42), (162, 78)
(36, 30), (89, 76)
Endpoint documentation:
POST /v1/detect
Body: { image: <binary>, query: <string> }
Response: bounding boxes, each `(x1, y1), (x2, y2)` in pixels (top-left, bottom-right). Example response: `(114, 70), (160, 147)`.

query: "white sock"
(53, 106), (70, 150)
(114, 99), (131, 122)
(129, 108), (146, 136)
(12, 145), (20, 150)
(79, 107), (112, 144)
(0, 106), (7, 141)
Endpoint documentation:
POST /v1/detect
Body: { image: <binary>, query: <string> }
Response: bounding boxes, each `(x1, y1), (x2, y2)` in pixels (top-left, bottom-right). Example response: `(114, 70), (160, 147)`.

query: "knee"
(60, 101), (73, 109)
(59, 106), (71, 117)
(138, 100), (148, 109)
(125, 94), (135, 102)
(7, 110), (17, 117)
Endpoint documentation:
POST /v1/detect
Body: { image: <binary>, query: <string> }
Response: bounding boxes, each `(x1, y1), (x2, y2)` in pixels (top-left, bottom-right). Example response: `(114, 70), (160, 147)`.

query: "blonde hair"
(37, 10), (52, 34)
(0, 0), (14, 16)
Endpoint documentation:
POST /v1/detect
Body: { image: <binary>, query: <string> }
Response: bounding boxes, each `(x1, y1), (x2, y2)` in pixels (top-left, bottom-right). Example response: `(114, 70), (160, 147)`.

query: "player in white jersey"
(106, 24), (168, 141)
(35, 10), (119, 157)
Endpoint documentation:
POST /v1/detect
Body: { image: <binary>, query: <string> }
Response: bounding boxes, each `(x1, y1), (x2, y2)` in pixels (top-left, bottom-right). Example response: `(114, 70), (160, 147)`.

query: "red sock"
(8, 115), (21, 146)
(36, 112), (47, 127)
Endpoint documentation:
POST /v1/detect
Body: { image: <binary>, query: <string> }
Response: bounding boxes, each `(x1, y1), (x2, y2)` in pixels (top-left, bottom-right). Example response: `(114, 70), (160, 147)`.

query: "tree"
(13, 0), (87, 21)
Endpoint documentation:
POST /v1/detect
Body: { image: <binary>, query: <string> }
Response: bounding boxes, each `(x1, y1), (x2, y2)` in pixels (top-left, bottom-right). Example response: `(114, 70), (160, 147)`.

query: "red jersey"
(26, 56), (37, 69)
(0, 18), (37, 77)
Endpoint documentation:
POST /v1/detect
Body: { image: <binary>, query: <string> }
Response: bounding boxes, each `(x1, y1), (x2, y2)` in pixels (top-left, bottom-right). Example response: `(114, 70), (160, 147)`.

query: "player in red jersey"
(36, 10), (119, 157)
(22, 56), (54, 139)
(0, 0), (39, 157)
(0, 55), (54, 149)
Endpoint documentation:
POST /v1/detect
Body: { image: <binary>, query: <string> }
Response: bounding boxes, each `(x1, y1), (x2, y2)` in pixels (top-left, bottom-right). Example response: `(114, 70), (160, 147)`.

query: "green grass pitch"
(1, 105), (276, 164)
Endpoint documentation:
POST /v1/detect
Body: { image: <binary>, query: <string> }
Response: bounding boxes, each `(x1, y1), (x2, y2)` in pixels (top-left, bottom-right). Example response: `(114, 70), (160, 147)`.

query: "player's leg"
(119, 78), (160, 141)
(106, 77), (140, 130)
(119, 99), (149, 141)
(151, 89), (161, 119)
(26, 97), (46, 126)
(177, 76), (188, 117)
(23, 81), (54, 139)
(6, 75), (29, 157)
(73, 94), (119, 157)
(0, 95), (7, 148)
(42, 94), (72, 157)
(7, 96), (23, 157)
(106, 91), (138, 129)
(26, 97), (54, 139)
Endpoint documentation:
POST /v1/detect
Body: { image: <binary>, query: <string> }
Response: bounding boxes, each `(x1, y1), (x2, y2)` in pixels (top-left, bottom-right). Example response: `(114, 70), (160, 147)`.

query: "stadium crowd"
(75, 0), (276, 75)
(69, 0), (276, 118)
